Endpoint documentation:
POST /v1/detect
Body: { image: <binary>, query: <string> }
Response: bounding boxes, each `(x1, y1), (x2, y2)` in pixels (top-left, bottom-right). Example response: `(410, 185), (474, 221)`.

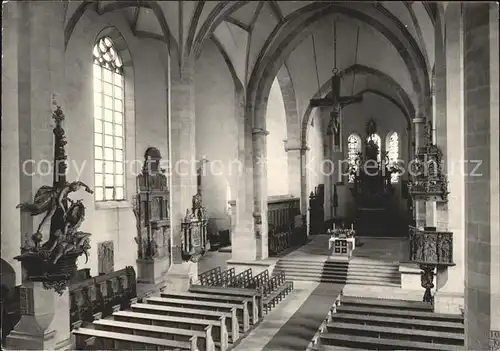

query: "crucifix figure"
(310, 69), (363, 151)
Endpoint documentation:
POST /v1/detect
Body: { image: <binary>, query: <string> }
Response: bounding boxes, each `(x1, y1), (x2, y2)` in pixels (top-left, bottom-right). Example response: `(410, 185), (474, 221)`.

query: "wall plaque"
(98, 241), (114, 275)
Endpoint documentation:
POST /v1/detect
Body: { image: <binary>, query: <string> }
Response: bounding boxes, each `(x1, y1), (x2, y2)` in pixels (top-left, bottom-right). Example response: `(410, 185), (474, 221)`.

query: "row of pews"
(72, 266), (294, 350)
(196, 266), (294, 313)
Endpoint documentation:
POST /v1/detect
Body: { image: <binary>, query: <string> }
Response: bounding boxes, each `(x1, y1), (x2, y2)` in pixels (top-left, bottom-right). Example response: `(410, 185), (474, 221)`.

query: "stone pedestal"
(6, 282), (71, 350)
(164, 262), (198, 292)
(136, 257), (169, 297)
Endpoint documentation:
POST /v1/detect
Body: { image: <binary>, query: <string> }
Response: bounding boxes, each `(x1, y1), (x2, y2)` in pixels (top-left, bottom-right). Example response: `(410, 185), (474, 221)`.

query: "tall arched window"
(93, 37), (125, 202)
(347, 133), (362, 183)
(366, 133), (381, 162)
(386, 132), (400, 183)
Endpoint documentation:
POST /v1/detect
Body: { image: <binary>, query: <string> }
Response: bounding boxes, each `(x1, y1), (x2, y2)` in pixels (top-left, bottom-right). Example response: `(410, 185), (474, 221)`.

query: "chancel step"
(273, 258), (400, 286)
(316, 295), (464, 350)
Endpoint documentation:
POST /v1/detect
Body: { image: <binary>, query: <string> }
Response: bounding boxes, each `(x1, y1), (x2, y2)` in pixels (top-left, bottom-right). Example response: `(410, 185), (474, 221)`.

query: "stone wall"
(463, 3), (499, 349)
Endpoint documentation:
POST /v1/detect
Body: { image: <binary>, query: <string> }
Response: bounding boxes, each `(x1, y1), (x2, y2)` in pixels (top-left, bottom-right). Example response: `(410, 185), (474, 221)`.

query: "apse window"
(386, 132), (400, 183)
(93, 37), (125, 202)
(347, 133), (362, 183)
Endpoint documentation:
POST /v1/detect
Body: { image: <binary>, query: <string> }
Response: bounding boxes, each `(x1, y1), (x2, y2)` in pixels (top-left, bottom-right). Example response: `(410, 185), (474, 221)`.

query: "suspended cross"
(310, 68), (363, 151)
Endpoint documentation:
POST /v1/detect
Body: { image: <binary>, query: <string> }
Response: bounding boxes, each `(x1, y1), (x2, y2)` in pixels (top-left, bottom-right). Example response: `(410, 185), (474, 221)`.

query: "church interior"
(1, 1), (499, 350)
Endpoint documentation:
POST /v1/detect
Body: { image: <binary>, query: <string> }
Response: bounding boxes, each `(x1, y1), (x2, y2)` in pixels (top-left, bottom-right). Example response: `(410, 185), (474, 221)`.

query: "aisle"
(261, 283), (344, 351)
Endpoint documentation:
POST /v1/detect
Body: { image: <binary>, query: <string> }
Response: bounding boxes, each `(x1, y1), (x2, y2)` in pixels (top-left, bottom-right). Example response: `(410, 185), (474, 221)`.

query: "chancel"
(1, 2), (498, 351)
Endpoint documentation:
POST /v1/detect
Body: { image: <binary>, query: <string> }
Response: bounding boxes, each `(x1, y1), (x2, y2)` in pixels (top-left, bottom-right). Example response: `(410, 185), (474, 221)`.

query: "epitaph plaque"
(97, 241), (114, 275)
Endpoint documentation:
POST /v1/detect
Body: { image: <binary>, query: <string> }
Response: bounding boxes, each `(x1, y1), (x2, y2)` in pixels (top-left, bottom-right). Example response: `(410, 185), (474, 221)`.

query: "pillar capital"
(252, 128), (269, 136)
(412, 117), (426, 124)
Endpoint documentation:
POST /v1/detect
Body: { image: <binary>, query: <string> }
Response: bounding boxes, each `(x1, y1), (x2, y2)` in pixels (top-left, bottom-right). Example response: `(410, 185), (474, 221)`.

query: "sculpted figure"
(17, 181), (93, 234)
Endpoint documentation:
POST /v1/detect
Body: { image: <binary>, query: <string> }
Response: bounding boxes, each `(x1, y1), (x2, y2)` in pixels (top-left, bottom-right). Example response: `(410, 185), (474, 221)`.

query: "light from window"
(93, 37), (125, 201)
(387, 132), (400, 183)
(347, 134), (362, 183)
(366, 133), (381, 162)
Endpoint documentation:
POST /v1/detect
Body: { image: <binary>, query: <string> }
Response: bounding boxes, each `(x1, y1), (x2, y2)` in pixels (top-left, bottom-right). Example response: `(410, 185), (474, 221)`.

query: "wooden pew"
(189, 284), (264, 321)
(249, 270), (293, 313)
(69, 266), (137, 329)
(131, 302), (240, 343)
(72, 327), (197, 350)
(161, 291), (260, 325)
(93, 318), (214, 351)
(146, 296), (250, 332)
(113, 310), (228, 351)
(228, 268), (253, 288)
(198, 266), (222, 286)
(217, 268), (236, 287)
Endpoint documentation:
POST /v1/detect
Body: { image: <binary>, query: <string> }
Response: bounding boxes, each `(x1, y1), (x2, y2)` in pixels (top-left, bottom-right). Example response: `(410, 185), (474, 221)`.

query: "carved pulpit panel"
(98, 241), (114, 275)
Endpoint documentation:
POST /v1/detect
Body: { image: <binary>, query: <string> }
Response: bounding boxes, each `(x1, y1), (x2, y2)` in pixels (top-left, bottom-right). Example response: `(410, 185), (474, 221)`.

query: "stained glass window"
(347, 133), (362, 183)
(387, 132), (400, 183)
(93, 37), (125, 201)
(366, 133), (381, 162)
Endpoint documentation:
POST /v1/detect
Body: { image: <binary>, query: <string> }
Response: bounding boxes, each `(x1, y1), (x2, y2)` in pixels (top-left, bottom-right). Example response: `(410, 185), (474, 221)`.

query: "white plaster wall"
(306, 109), (325, 196)
(63, 11), (168, 276)
(266, 78), (289, 196)
(195, 40), (238, 234)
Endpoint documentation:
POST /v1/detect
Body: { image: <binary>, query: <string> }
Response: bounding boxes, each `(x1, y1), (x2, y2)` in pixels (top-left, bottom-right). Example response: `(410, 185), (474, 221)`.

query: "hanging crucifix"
(309, 21), (363, 152)
(310, 69), (363, 150)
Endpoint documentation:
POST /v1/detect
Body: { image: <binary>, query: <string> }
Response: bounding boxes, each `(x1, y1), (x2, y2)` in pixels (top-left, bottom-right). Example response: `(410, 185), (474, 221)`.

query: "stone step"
(339, 296), (432, 311)
(335, 305), (464, 322)
(325, 322), (464, 345)
(331, 313), (464, 333)
(276, 263), (398, 274)
(278, 275), (400, 287)
(320, 332), (461, 350)
(275, 266), (399, 279)
(276, 270), (400, 283)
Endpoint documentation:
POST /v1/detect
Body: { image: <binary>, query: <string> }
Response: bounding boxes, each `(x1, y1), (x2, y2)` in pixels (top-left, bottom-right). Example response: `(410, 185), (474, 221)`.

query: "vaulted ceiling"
(65, 1), (442, 120)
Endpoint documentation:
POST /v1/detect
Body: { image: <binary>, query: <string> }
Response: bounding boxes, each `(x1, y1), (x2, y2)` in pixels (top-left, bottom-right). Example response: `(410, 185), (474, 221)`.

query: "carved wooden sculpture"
(14, 104), (92, 295)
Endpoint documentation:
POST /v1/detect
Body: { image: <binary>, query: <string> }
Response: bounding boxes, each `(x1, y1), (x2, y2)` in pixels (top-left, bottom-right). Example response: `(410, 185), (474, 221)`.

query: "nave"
(1, 1), (499, 350)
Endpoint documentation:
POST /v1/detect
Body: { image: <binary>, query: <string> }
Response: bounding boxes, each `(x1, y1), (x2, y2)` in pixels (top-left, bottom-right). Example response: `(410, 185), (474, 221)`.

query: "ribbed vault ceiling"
(65, 1), (441, 118)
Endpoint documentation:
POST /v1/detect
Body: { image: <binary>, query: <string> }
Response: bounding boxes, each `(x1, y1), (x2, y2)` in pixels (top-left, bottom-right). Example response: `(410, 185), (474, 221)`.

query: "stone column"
(230, 90), (256, 261)
(1, 0), (22, 284)
(284, 139), (301, 197)
(434, 2), (465, 315)
(300, 145), (310, 233)
(252, 128), (269, 260)
(462, 3), (499, 348)
(165, 56), (198, 291)
(412, 117), (426, 229)
(6, 2), (71, 350)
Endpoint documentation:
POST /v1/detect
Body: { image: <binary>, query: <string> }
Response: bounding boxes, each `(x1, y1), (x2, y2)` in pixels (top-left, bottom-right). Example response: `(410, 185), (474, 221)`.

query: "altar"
(328, 226), (356, 259)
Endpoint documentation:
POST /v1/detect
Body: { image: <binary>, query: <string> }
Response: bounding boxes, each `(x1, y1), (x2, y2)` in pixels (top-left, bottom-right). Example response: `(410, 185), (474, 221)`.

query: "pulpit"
(133, 147), (170, 295)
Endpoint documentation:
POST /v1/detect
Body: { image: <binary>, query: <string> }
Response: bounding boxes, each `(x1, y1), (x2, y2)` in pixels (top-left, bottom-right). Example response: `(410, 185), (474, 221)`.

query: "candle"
(333, 223), (336, 230)
(351, 223), (353, 230)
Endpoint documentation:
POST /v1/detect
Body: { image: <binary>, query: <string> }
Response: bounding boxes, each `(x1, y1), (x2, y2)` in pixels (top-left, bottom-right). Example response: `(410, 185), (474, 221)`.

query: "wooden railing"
(69, 266), (137, 329)
(268, 196), (301, 256)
